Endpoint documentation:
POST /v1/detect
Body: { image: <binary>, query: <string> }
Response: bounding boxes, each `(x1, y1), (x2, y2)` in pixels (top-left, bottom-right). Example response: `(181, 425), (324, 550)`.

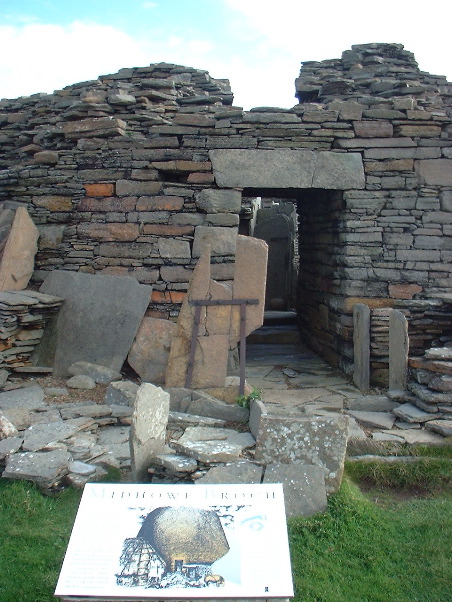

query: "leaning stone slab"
(36, 271), (151, 376)
(0, 206), (39, 291)
(67, 361), (122, 384)
(392, 403), (438, 424)
(254, 414), (349, 493)
(187, 392), (249, 423)
(249, 398), (267, 439)
(129, 383), (169, 481)
(2, 449), (71, 488)
(425, 419), (452, 437)
(346, 410), (396, 430)
(195, 460), (263, 484)
(264, 463), (328, 517)
(0, 384), (45, 411)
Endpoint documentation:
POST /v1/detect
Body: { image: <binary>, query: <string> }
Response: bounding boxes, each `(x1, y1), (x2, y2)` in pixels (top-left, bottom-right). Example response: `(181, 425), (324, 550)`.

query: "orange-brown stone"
(84, 183), (115, 197)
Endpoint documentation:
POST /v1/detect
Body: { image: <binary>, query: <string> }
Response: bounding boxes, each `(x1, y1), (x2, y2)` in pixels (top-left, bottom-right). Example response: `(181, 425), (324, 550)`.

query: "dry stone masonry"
(0, 43), (450, 385)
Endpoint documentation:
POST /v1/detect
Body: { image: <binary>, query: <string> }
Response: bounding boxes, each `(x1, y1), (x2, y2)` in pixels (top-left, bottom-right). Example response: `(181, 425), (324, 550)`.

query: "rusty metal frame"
(185, 298), (259, 395)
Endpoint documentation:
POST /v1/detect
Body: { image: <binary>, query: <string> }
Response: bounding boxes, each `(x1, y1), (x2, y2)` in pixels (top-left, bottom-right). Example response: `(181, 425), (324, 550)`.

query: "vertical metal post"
(239, 302), (247, 396)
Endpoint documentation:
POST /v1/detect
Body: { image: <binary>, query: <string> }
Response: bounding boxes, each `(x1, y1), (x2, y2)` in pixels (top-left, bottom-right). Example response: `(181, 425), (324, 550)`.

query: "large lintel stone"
(209, 149), (365, 190)
(36, 271), (151, 376)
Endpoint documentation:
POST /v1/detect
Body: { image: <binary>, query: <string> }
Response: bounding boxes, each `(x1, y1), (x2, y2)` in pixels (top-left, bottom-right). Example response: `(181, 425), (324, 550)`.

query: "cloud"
(142, 1), (158, 8)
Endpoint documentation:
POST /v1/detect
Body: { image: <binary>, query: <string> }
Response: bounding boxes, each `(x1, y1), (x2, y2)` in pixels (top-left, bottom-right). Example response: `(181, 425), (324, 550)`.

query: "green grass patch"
(1, 466), (452, 602)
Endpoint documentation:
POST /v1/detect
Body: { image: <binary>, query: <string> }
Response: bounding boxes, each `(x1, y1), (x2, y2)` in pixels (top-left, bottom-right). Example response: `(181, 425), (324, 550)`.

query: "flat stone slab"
(176, 426), (255, 451)
(152, 453), (199, 473)
(195, 460), (263, 484)
(0, 384), (45, 410)
(425, 419), (452, 437)
(59, 404), (113, 420)
(264, 462), (328, 517)
(168, 411), (226, 428)
(392, 403), (438, 423)
(37, 271), (151, 376)
(2, 449), (71, 487)
(347, 395), (399, 412)
(371, 432), (405, 443)
(380, 429), (446, 445)
(67, 361), (122, 384)
(254, 414), (349, 493)
(22, 422), (80, 452)
(209, 149), (365, 190)
(172, 439), (243, 464)
(346, 410), (396, 430)
(96, 425), (130, 446)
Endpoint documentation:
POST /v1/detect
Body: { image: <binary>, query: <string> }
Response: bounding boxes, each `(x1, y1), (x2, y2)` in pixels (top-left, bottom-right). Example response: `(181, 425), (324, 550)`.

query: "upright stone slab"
(353, 303), (370, 392)
(36, 271), (151, 376)
(0, 207), (39, 291)
(389, 309), (409, 391)
(129, 383), (169, 481)
(128, 317), (176, 384)
(254, 414), (349, 493)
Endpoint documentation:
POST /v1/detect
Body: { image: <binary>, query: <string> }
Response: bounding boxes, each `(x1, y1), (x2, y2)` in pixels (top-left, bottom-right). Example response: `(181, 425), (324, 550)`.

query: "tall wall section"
(0, 43), (451, 378)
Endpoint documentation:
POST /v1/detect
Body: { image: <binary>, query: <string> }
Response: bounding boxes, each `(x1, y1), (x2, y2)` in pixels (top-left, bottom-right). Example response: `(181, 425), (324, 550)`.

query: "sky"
(0, 0), (451, 110)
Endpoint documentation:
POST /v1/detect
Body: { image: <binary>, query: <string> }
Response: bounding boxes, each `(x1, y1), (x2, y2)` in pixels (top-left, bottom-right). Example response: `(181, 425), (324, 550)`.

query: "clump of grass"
(345, 456), (452, 493)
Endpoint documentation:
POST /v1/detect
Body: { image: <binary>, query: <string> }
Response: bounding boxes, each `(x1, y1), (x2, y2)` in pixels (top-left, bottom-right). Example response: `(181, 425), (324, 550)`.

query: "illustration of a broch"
(117, 506), (230, 589)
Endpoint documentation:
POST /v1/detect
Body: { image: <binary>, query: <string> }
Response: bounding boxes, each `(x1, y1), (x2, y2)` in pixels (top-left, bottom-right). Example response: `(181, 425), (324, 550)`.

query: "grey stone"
(36, 271), (151, 376)
(165, 388), (195, 412)
(353, 303), (370, 392)
(59, 404), (113, 420)
(44, 387), (68, 398)
(0, 384), (45, 411)
(128, 317), (176, 385)
(168, 411), (226, 428)
(67, 361), (122, 384)
(347, 416), (367, 440)
(425, 419), (452, 437)
(104, 380), (139, 406)
(371, 432), (405, 443)
(425, 347), (452, 360)
(152, 453), (198, 473)
(0, 412), (19, 438)
(2, 449), (71, 488)
(195, 189), (242, 214)
(263, 463), (328, 517)
(249, 398), (267, 439)
(129, 383), (169, 481)
(22, 422), (79, 452)
(195, 460), (263, 484)
(347, 395), (399, 412)
(66, 375), (96, 389)
(187, 392), (249, 423)
(97, 425), (130, 446)
(394, 420), (421, 430)
(392, 403), (438, 424)
(209, 149), (365, 190)
(172, 439), (243, 464)
(192, 225), (237, 257)
(254, 414), (349, 493)
(389, 310), (409, 391)
(389, 429), (446, 445)
(0, 436), (23, 459)
(109, 405), (133, 419)
(176, 426), (255, 452)
(346, 410), (396, 430)
(68, 460), (97, 475)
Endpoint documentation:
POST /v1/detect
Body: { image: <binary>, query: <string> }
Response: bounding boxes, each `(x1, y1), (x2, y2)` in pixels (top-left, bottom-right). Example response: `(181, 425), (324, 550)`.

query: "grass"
(0, 455), (451, 602)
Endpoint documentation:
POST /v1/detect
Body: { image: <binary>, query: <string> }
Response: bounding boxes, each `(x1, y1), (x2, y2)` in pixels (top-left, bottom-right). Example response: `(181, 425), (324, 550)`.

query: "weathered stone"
(254, 414), (349, 493)
(0, 412), (19, 439)
(0, 207), (39, 291)
(209, 149), (365, 190)
(192, 226), (237, 257)
(0, 436), (22, 459)
(66, 374), (96, 389)
(151, 453), (198, 473)
(195, 189), (242, 214)
(158, 238), (191, 259)
(346, 410), (396, 430)
(37, 271), (151, 376)
(129, 383), (169, 481)
(22, 422), (78, 452)
(353, 303), (370, 392)
(104, 380), (139, 406)
(187, 391), (249, 423)
(415, 159), (452, 185)
(2, 449), (71, 488)
(263, 463), (328, 517)
(67, 361), (122, 384)
(172, 439), (242, 464)
(128, 317), (176, 384)
(389, 310), (409, 391)
(195, 460), (263, 484)
(425, 419), (452, 437)
(0, 385), (45, 411)
(59, 404), (112, 419)
(392, 403), (438, 423)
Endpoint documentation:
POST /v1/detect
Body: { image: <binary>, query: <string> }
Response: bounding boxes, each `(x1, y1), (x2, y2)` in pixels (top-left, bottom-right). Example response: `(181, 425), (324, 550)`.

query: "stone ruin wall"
(0, 43), (451, 382)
